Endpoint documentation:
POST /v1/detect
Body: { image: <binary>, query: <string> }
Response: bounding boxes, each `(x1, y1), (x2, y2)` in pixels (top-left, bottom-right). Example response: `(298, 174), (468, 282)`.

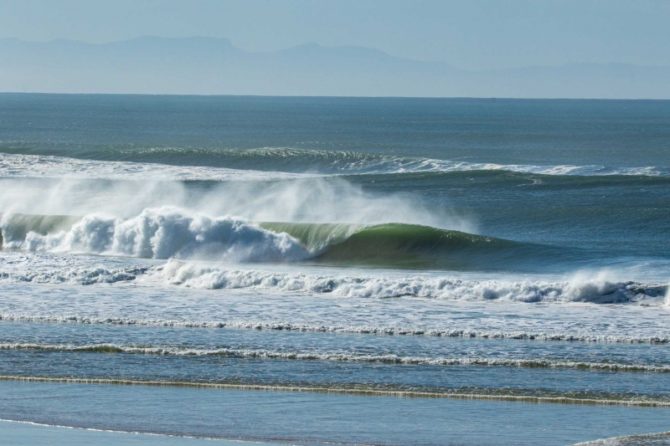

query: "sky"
(1, 0), (669, 70)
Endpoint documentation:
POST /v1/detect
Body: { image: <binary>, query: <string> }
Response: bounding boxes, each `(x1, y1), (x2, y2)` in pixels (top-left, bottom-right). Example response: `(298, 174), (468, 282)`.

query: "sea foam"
(158, 260), (666, 304)
(16, 207), (307, 262)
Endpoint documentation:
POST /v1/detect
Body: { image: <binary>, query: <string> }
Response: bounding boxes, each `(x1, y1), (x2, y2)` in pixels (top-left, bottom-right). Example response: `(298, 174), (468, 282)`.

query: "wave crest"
(7, 208), (308, 262)
(0, 151), (666, 181)
(1, 211), (545, 270)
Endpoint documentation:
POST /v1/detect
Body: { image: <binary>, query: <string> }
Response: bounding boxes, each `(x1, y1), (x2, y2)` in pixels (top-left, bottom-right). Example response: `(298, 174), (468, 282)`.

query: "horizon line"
(1, 91), (669, 102)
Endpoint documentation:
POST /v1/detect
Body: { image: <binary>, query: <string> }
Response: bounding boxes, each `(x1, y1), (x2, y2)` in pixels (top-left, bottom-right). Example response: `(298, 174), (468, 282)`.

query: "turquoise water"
(0, 94), (669, 444)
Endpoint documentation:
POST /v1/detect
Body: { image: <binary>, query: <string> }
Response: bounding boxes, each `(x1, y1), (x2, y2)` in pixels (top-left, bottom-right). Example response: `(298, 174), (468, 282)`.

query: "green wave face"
(263, 221), (534, 270)
(313, 223), (523, 269)
(259, 222), (361, 251)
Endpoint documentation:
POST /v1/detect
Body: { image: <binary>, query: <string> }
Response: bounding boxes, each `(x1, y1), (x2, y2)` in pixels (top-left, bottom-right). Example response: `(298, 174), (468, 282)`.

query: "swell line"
(1, 315), (668, 344)
(0, 152), (667, 181)
(1, 342), (668, 373)
(0, 375), (667, 407)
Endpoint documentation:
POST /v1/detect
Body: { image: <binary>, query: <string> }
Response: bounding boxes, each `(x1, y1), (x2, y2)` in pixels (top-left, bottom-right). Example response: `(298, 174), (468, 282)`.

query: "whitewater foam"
(158, 260), (666, 303)
(9, 208), (308, 262)
(0, 153), (310, 182)
(115, 147), (670, 177)
(0, 244), (665, 303)
(0, 151), (665, 181)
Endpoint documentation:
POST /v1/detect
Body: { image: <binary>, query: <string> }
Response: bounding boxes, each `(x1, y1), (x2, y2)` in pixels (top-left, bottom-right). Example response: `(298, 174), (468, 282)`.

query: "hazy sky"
(1, 0), (669, 70)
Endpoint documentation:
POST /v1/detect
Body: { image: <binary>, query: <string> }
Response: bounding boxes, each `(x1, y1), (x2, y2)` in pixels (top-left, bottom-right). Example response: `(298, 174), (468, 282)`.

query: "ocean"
(0, 93), (669, 445)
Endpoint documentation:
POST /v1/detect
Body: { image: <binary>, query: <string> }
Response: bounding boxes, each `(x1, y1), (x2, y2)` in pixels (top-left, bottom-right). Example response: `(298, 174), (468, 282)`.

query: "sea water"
(0, 94), (669, 445)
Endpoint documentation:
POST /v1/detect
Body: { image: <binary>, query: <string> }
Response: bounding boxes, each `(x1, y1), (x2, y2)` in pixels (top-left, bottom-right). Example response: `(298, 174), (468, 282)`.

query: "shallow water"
(2, 381), (670, 446)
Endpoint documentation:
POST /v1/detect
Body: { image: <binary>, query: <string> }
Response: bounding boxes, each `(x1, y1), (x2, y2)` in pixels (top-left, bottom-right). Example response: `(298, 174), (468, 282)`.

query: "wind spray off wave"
(3, 208), (308, 263)
(0, 209), (578, 271)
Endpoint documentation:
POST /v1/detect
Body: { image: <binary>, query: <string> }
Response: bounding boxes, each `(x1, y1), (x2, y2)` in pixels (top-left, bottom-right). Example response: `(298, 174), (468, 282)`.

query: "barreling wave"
(0, 209), (565, 271)
(263, 221), (549, 269)
(0, 211), (667, 299)
(2, 342), (669, 373)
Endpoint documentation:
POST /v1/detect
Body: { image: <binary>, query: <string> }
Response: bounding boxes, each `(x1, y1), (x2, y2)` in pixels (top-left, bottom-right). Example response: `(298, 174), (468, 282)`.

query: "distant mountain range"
(1, 36), (669, 98)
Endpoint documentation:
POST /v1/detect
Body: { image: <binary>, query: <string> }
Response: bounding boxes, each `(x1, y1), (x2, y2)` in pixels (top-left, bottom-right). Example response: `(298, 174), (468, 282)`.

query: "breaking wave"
(0, 151), (666, 182)
(0, 210), (666, 301)
(114, 146), (669, 176)
(0, 209), (565, 270)
(1, 208), (308, 263)
(0, 152), (310, 182)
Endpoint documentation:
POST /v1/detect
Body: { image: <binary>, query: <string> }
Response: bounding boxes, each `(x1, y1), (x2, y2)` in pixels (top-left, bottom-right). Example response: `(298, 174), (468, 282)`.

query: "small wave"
(1, 315), (668, 344)
(1, 342), (668, 373)
(0, 375), (667, 407)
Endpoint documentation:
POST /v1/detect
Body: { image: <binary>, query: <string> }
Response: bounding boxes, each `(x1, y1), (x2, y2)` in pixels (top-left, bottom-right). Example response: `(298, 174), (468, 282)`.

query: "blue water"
(0, 94), (669, 445)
